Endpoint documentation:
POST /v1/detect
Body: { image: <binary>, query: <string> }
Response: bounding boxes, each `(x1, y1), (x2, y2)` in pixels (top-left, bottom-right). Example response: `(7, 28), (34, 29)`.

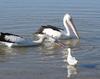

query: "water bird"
(35, 13), (80, 42)
(0, 32), (46, 47)
(67, 48), (78, 65)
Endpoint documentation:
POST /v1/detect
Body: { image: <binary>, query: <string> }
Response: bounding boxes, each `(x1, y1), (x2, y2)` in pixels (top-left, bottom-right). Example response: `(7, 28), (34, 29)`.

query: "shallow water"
(0, 0), (100, 79)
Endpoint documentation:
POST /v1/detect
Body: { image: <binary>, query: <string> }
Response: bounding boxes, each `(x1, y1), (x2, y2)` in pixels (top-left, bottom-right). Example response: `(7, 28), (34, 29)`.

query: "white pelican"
(0, 32), (46, 47)
(35, 13), (80, 41)
(67, 48), (78, 66)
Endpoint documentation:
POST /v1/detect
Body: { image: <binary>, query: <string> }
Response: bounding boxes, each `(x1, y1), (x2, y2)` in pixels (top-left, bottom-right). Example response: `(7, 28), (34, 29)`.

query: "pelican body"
(0, 32), (46, 47)
(35, 14), (80, 41)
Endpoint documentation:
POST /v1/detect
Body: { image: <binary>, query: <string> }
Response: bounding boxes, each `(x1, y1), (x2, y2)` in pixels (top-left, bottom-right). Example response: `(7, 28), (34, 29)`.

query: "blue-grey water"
(0, 0), (100, 79)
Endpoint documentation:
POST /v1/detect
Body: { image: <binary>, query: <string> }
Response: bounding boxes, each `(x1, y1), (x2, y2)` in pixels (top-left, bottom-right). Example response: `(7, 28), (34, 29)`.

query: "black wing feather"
(35, 25), (64, 34)
(42, 25), (64, 31)
(0, 32), (23, 43)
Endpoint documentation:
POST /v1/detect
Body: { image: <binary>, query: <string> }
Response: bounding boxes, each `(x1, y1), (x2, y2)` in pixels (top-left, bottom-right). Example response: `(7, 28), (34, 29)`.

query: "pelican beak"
(68, 18), (80, 39)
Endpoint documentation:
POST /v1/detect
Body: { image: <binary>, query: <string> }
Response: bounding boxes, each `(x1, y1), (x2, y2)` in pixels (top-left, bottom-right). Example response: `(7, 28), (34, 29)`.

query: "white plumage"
(67, 48), (78, 66)
(0, 32), (46, 47)
(5, 35), (24, 43)
(43, 28), (62, 39)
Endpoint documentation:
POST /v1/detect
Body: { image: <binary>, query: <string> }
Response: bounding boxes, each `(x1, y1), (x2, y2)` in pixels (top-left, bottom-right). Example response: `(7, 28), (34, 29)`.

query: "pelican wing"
(35, 25), (64, 34)
(0, 32), (25, 43)
(42, 25), (64, 31)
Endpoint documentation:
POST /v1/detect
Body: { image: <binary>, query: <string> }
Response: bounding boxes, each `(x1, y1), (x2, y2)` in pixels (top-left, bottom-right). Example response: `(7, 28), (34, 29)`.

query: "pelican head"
(63, 14), (80, 39)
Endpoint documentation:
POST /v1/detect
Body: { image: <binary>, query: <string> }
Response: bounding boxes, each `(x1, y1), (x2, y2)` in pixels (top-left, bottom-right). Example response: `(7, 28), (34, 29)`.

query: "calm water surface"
(0, 0), (100, 79)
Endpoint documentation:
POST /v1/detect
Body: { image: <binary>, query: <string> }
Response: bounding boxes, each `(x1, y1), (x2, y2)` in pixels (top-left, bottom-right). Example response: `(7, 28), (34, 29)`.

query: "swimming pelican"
(0, 32), (46, 47)
(35, 13), (80, 41)
(67, 48), (78, 65)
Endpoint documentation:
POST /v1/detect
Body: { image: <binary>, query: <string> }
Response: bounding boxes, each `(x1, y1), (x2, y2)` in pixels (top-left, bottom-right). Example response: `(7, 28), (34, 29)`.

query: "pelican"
(67, 48), (78, 66)
(0, 32), (46, 47)
(35, 13), (80, 41)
